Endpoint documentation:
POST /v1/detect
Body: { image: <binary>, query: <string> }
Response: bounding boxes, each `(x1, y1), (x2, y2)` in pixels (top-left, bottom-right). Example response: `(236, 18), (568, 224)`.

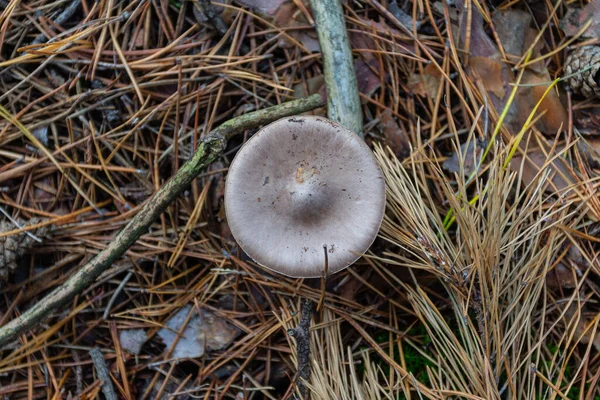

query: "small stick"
(309, 0), (362, 136)
(0, 94), (324, 347)
(31, 0), (82, 46)
(103, 270), (133, 319)
(287, 299), (314, 399)
(89, 348), (118, 400)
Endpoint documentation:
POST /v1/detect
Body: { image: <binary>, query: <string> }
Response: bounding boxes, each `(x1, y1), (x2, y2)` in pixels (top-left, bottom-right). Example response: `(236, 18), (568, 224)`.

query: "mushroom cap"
(224, 116), (386, 278)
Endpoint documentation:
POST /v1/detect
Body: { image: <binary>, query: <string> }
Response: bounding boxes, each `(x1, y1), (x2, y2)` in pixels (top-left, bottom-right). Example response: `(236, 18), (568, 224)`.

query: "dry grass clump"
(282, 141), (599, 399)
(279, 306), (408, 400)
(376, 140), (590, 398)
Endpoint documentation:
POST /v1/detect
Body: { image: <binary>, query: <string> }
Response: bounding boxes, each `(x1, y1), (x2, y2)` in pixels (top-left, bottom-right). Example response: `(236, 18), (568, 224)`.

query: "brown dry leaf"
(455, 0), (518, 130)
(577, 136), (600, 168)
(355, 58), (382, 98)
(469, 56), (506, 99)
(273, 2), (320, 52)
(349, 17), (416, 61)
(520, 72), (568, 134)
(574, 106), (600, 135)
(492, 9), (532, 57)
(560, 0), (600, 40)
(509, 143), (575, 193)
(130, 28), (145, 49)
(380, 109), (410, 159)
(578, 318), (600, 352)
(293, 75), (325, 99)
(293, 75), (326, 117)
(443, 140), (483, 176)
(492, 8), (568, 135)
(407, 63), (442, 99)
(234, 0), (318, 51)
(293, 59), (382, 100)
(546, 263), (577, 290)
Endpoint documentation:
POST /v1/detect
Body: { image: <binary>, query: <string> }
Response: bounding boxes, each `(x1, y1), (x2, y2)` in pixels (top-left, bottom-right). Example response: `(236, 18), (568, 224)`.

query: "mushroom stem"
(309, 0), (363, 137)
(0, 94), (325, 348)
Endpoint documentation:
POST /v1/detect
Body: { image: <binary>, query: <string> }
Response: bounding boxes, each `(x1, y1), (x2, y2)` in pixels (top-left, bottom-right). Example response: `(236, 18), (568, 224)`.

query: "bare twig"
(89, 348), (118, 400)
(309, 0), (362, 136)
(31, 0), (82, 45)
(288, 299), (314, 399)
(0, 94), (324, 347)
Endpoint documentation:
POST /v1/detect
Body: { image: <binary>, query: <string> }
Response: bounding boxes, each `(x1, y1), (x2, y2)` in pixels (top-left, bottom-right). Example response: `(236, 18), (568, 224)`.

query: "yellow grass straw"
(443, 80), (560, 229)
(442, 53), (561, 230)
(441, 51), (532, 229)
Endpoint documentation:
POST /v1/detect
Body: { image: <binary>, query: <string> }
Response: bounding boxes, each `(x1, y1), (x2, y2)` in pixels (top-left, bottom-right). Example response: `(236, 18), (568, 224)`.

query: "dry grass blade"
(374, 142), (597, 398)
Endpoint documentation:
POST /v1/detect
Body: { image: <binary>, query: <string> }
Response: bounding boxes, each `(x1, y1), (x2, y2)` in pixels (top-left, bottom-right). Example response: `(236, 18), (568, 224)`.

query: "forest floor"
(0, 0), (599, 398)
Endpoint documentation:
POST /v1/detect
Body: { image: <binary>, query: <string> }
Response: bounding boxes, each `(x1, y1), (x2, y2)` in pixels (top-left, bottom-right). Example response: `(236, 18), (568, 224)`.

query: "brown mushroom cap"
(224, 116), (386, 278)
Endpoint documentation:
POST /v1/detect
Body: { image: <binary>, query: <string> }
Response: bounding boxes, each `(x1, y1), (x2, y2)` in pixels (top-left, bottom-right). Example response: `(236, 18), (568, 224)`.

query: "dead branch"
(89, 348), (118, 400)
(288, 299), (314, 399)
(309, 0), (362, 136)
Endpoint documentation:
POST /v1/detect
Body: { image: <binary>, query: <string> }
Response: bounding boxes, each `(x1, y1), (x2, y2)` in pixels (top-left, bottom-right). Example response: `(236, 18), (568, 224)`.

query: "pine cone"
(0, 218), (51, 283)
(564, 45), (600, 98)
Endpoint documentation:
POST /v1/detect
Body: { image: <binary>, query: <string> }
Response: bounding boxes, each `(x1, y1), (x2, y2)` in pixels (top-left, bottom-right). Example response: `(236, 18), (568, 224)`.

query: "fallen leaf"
(521, 71), (568, 134)
(293, 59), (382, 100)
(560, 0), (600, 40)
(119, 329), (147, 355)
(349, 17), (416, 61)
(388, 1), (420, 31)
(293, 75), (325, 99)
(546, 263), (577, 290)
(492, 7), (568, 134)
(469, 56), (506, 99)
(407, 63), (442, 99)
(565, 305), (600, 352)
(492, 9), (532, 58)
(130, 28), (145, 49)
(293, 75), (327, 117)
(574, 106), (600, 135)
(273, 2), (320, 52)
(443, 140), (483, 176)
(355, 58), (382, 98)
(577, 136), (600, 169)
(379, 109), (410, 159)
(158, 305), (239, 360)
(509, 142), (575, 193)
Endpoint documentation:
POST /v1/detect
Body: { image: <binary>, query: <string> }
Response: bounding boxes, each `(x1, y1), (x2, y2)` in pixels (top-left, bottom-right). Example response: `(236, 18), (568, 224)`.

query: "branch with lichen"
(309, 0), (362, 137)
(0, 94), (325, 347)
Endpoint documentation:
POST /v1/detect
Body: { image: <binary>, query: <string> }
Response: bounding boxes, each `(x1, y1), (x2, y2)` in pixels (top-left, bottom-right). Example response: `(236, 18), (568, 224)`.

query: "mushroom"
(224, 116), (385, 278)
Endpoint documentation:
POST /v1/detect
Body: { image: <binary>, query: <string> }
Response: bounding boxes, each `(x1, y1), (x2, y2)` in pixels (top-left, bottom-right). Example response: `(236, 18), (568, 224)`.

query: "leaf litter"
(0, 0), (599, 398)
